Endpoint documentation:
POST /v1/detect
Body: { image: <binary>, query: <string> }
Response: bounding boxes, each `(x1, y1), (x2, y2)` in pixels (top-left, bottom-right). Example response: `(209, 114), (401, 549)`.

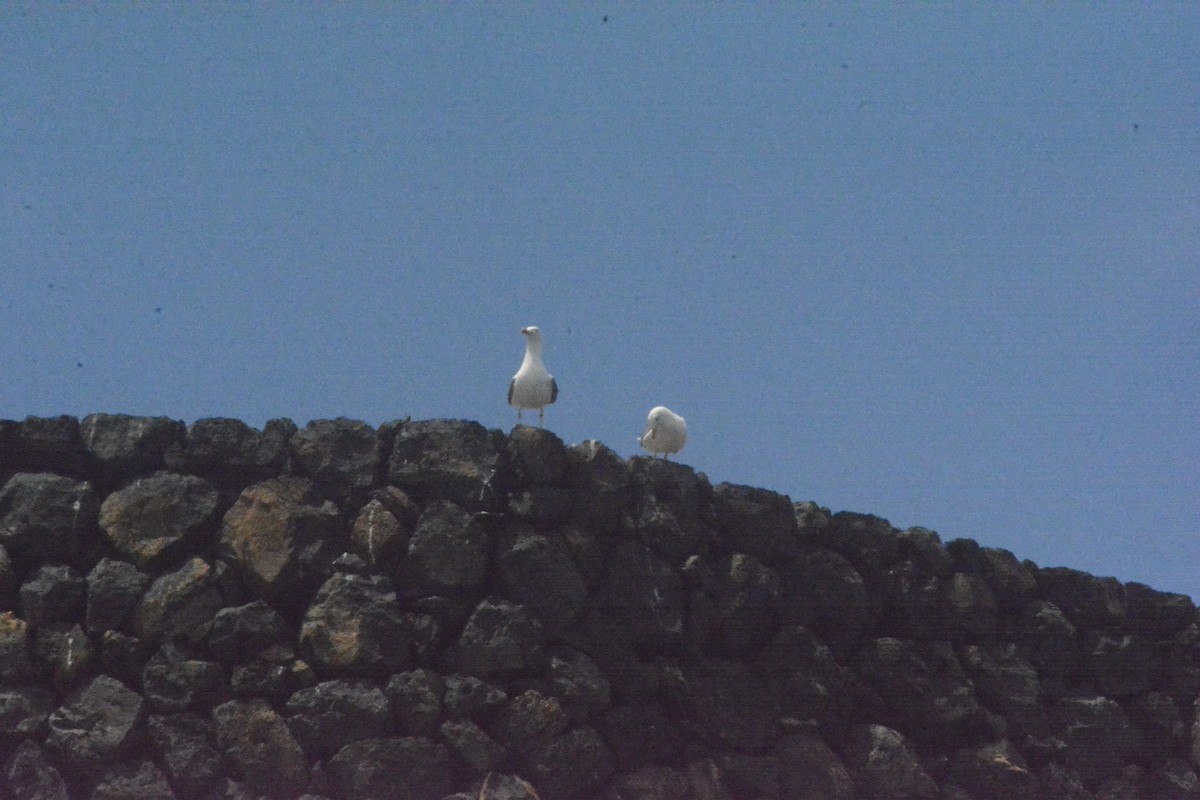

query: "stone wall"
(0, 414), (1196, 800)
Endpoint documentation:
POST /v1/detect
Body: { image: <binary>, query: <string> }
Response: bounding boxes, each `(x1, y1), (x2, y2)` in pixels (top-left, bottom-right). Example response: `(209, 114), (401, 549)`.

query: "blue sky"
(2, 6), (1196, 599)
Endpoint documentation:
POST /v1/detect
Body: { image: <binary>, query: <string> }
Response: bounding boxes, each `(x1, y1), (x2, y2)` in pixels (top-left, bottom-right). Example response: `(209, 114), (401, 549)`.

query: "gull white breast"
(508, 325), (558, 426)
(639, 405), (687, 459)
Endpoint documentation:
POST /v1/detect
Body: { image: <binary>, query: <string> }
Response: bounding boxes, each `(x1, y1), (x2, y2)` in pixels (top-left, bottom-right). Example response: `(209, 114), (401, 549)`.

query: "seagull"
(639, 406), (687, 459)
(508, 326), (558, 426)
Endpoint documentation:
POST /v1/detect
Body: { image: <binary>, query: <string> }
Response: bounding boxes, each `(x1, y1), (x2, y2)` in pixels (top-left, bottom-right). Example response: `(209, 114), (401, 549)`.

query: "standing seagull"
(508, 326), (558, 426)
(639, 406), (687, 459)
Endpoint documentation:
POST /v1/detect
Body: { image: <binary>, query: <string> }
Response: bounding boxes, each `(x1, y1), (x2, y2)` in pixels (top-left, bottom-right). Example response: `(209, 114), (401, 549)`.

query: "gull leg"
(538, 407), (545, 428)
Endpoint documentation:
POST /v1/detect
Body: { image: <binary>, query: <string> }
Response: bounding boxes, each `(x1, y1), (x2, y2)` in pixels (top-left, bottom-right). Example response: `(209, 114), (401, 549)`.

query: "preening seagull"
(508, 326), (558, 426)
(639, 406), (687, 459)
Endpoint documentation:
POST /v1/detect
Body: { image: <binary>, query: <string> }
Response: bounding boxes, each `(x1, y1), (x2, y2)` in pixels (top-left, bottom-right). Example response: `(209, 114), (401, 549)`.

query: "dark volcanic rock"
(505, 425), (569, 487)
(941, 571), (999, 640)
(90, 759), (175, 800)
(707, 552), (784, 655)
(207, 600), (291, 663)
(386, 669), (443, 736)
(440, 718), (507, 773)
(1125, 581), (1197, 638)
(447, 596), (547, 678)
(348, 490), (418, 572)
(86, 558), (150, 634)
(80, 413), (185, 487)
(20, 564), (85, 626)
(9, 416), (87, 475)
(147, 712), (223, 798)
(490, 689), (570, 755)
(163, 417), (296, 489)
(630, 457), (712, 563)
(497, 526), (588, 631)
(46, 675), (145, 779)
(299, 573), (412, 676)
(836, 724), (939, 800)
(442, 674), (508, 721)
(1037, 566), (1126, 629)
(948, 739), (1040, 799)
(0, 543), (15, 609)
(756, 625), (861, 725)
(1009, 600), (1079, 680)
(0, 611), (35, 681)
(978, 546), (1037, 611)
(710, 482), (801, 564)
(289, 417), (382, 505)
(855, 637), (995, 751)
(285, 679), (391, 759)
(98, 471), (219, 569)
(212, 698), (309, 797)
(33, 622), (93, 690)
(326, 737), (452, 800)
(599, 703), (684, 770)
(219, 477), (340, 609)
(142, 642), (228, 712)
(524, 725), (613, 800)
(876, 560), (942, 639)
(0, 472), (100, 568)
(781, 547), (871, 657)
(1081, 631), (1156, 697)
(548, 646), (611, 722)
(774, 731), (856, 800)
(387, 419), (504, 511)
(681, 659), (777, 752)
(130, 556), (224, 645)
(564, 440), (634, 535)
(823, 511), (902, 580)
(896, 527), (954, 577)
(395, 500), (487, 601)
(4, 739), (68, 800)
(591, 540), (684, 652)
(0, 686), (55, 743)
(959, 642), (1045, 736)
(1050, 694), (1142, 788)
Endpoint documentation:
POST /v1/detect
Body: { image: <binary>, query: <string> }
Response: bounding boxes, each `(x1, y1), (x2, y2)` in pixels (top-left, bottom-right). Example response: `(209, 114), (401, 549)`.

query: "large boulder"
(1036, 567), (1126, 629)
(326, 737), (452, 800)
(99, 471), (219, 569)
(0, 473), (100, 568)
(163, 417), (296, 490)
(496, 525), (588, 631)
(446, 597), (547, 678)
(288, 417), (382, 505)
(855, 637), (995, 752)
(395, 500), (488, 601)
(46, 676), (145, 779)
(387, 419), (505, 511)
(836, 724), (939, 800)
(219, 477), (340, 609)
(284, 679), (392, 759)
(19, 564), (85, 626)
(79, 413), (185, 487)
(298, 573), (412, 676)
(1049, 694), (1143, 788)
(85, 558), (150, 634)
(4, 739), (68, 800)
(590, 540), (685, 652)
(710, 483), (801, 564)
(130, 557), (224, 645)
(7, 416), (87, 475)
(211, 698), (309, 797)
(146, 712), (223, 798)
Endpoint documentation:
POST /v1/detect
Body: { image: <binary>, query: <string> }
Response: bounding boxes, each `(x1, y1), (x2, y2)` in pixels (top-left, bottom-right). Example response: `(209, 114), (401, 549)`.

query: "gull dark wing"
(507, 378), (515, 405)
(550, 378), (559, 403)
